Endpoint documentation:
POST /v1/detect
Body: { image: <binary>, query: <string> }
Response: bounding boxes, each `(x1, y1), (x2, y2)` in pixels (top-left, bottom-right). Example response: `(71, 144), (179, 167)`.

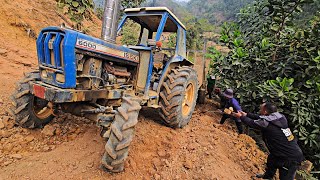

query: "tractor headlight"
(56, 73), (65, 83)
(41, 70), (48, 78)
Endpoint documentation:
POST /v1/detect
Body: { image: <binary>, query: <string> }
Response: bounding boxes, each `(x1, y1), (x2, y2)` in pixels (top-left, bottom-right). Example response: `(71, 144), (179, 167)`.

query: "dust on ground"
(0, 0), (267, 179)
(0, 102), (266, 180)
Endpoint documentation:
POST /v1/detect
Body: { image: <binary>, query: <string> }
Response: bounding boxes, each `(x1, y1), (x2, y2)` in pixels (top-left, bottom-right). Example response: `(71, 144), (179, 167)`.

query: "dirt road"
(0, 0), (266, 179)
(0, 103), (266, 180)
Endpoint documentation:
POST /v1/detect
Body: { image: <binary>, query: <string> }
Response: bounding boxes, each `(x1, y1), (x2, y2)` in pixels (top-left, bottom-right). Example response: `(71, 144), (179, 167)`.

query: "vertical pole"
(101, 0), (120, 43)
(202, 38), (207, 89)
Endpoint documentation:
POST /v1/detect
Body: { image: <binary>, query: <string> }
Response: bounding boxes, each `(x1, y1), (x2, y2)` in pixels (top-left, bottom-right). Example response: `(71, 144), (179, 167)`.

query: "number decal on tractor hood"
(76, 39), (139, 63)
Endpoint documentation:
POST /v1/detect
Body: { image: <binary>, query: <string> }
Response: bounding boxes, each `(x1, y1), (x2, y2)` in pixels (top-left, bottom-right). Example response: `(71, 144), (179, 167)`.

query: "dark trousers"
(220, 114), (243, 134)
(263, 154), (300, 180)
(207, 85), (213, 99)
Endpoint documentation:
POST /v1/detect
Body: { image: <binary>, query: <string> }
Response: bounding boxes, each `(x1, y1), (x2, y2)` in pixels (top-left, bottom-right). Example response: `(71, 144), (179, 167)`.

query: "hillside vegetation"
(187, 0), (254, 25)
(207, 0), (320, 176)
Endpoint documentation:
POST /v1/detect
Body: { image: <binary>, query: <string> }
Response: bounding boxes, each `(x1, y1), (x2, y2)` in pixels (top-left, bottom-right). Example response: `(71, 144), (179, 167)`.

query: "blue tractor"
(10, 0), (204, 172)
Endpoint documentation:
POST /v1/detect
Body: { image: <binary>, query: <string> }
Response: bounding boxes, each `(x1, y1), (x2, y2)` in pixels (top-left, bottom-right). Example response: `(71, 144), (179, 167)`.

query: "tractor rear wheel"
(101, 97), (141, 172)
(9, 72), (54, 128)
(159, 66), (198, 128)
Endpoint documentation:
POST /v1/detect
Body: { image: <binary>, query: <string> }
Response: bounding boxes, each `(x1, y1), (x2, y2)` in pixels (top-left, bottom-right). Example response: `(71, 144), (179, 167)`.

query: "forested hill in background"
(93, 0), (255, 25)
(142, 0), (255, 25)
(186, 0), (254, 24)
(142, 0), (191, 20)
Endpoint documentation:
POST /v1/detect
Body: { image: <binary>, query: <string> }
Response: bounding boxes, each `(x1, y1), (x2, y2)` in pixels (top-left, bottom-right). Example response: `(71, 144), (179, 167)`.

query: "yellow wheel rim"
(182, 82), (195, 117)
(32, 97), (52, 119)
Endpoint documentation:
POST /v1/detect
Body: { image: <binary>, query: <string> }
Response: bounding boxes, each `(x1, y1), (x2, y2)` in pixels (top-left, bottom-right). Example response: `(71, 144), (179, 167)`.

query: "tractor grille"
(37, 32), (65, 70)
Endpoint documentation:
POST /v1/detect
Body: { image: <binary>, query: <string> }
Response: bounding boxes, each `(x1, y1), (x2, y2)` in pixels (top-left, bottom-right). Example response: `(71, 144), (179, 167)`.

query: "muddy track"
(0, 103), (266, 180)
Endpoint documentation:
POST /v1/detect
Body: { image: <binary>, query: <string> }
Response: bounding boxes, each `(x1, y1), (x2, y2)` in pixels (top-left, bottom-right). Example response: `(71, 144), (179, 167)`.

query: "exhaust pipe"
(101, 0), (120, 43)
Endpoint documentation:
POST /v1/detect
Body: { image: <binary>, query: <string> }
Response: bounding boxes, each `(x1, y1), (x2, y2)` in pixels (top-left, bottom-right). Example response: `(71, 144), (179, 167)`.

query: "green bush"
(57, 0), (94, 29)
(208, 0), (320, 173)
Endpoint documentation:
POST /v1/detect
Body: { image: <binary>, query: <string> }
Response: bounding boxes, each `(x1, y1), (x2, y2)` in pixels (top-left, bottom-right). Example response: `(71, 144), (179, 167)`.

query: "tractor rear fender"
(156, 55), (193, 94)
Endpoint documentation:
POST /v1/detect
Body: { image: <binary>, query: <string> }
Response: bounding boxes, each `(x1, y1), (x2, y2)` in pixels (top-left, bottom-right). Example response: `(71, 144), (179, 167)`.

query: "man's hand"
(240, 111), (247, 117)
(233, 112), (242, 118)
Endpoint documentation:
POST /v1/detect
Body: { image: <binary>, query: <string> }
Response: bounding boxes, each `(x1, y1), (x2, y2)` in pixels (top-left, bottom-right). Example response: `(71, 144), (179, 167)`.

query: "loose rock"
(0, 48), (8, 56)
(154, 174), (161, 180)
(25, 135), (35, 143)
(86, 162), (94, 168)
(0, 130), (11, 138)
(10, 154), (22, 159)
(3, 160), (12, 166)
(0, 120), (5, 129)
(152, 158), (162, 170)
(183, 159), (193, 169)
(55, 128), (62, 135)
(2, 116), (10, 123)
(42, 145), (50, 152)
(157, 149), (167, 157)
(2, 116), (14, 128)
(41, 125), (56, 136)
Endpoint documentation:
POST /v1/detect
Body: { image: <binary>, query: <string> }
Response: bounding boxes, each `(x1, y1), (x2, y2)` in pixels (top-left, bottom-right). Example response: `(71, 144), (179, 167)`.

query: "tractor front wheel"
(10, 72), (54, 128)
(159, 66), (198, 128)
(101, 97), (141, 172)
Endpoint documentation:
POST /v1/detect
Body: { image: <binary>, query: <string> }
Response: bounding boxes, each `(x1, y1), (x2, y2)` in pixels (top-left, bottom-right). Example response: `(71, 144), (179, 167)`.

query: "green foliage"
(165, 33), (177, 49)
(183, 17), (214, 50)
(121, 0), (146, 9)
(57, 0), (94, 29)
(297, 170), (318, 180)
(295, 0), (320, 27)
(94, 0), (146, 9)
(95, 7), (104, 20)
(208, 0), (320, 172)
(120, 20), (141, 45)
(93, 0), (146, 20)
(92, 0), (146, 44)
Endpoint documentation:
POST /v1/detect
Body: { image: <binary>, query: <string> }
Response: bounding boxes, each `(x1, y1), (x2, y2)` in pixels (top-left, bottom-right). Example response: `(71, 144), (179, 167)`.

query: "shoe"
(256, 174), (272, 180)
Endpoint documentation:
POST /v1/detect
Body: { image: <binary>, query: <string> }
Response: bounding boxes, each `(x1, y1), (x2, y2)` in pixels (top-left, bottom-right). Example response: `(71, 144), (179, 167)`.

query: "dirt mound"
(0, 114), (93, 167)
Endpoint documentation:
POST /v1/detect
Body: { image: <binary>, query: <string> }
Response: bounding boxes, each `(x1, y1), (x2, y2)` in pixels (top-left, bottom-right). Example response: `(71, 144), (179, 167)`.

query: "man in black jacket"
(234, 102), (304, 180)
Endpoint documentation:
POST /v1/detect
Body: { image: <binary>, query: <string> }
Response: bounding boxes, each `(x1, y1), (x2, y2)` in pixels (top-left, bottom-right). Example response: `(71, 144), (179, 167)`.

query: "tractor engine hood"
(36, 26), (139, 89)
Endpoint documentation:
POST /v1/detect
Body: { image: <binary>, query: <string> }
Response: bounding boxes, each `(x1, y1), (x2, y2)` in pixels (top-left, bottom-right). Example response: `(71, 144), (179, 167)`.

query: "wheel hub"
(32, 96), (53, 119)
(182, 82), (195, 117)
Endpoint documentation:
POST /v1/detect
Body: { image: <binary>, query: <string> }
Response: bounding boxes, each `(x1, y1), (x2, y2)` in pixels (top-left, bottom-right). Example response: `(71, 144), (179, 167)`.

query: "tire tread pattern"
(159, 66), (198, 128)
(9, 72), (53, 128)
(101, 97), (141, 172)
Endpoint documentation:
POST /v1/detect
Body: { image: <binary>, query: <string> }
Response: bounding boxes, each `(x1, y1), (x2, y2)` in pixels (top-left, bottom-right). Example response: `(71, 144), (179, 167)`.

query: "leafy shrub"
(57, 0), (94, 29)
(120, 20), (141, 45)
(208, 0), (320, 173)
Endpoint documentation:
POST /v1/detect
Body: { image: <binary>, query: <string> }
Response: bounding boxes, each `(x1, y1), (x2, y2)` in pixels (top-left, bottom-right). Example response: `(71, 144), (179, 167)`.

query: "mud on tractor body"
(10, 1), (203, 172)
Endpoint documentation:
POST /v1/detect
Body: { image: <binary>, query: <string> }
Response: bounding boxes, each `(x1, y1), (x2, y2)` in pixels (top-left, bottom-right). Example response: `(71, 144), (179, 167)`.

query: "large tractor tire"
(101, 97), (141, 172)
(159, 66), (198, 128)
(9, 72), (54, 128)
